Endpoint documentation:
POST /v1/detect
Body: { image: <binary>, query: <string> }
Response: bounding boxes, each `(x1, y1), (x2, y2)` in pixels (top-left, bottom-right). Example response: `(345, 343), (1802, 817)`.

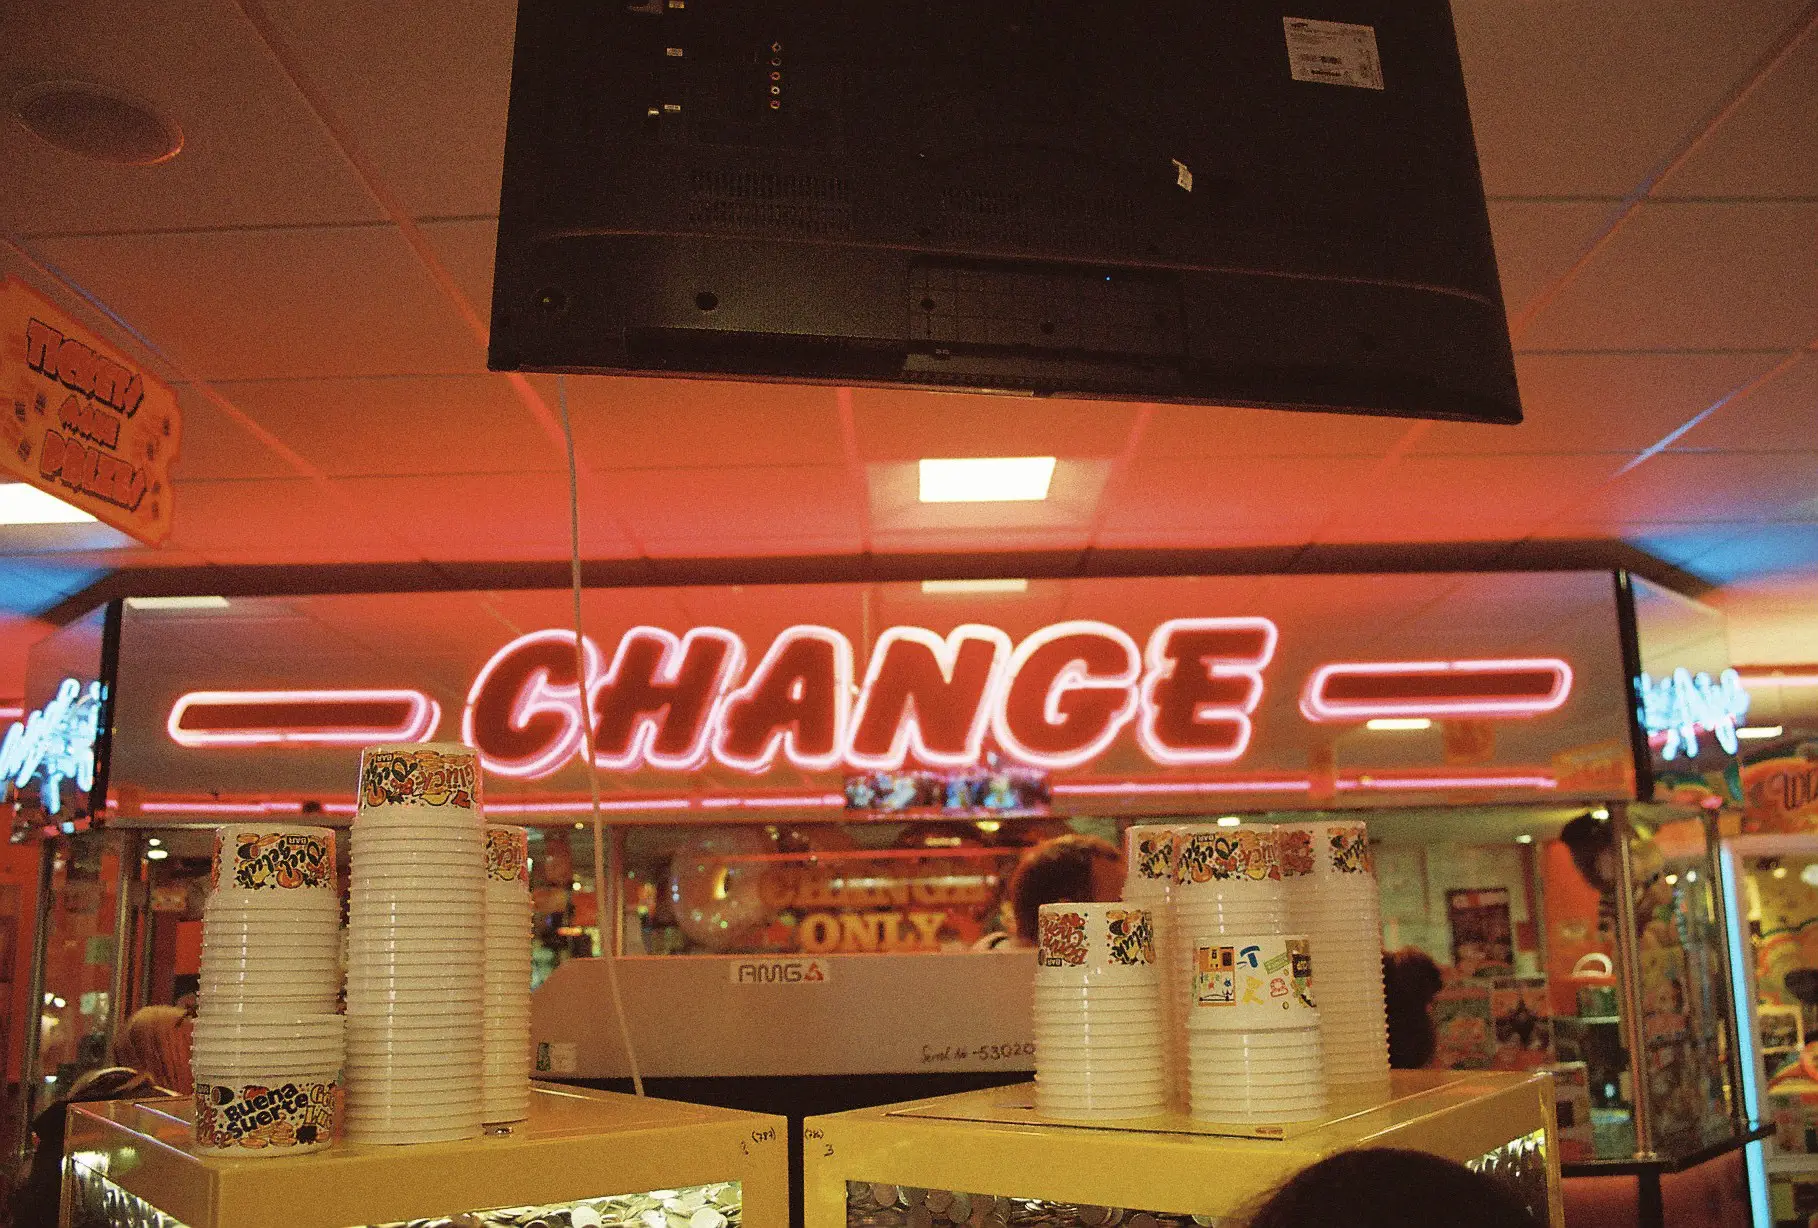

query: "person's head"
(1559, 813), (1616, 894)
(113, 1005), (193, 1095)
(1008, 834), (1124, 943)
(1381, 948), (1444, 1069)
(1246, 1149), (1532, 1228)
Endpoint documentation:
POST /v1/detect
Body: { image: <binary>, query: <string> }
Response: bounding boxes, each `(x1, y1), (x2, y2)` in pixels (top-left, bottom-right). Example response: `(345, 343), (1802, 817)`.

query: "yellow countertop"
(65, 1082), (789, 1228)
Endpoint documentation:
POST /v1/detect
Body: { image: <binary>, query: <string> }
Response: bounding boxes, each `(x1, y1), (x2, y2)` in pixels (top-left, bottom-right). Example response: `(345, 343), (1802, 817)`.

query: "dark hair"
(1558, 813), (1614, 893)
(1382, 949), (1444, 1069)
(1247, 1149), (1532, 1228)
(1008, 834), (1122, 942)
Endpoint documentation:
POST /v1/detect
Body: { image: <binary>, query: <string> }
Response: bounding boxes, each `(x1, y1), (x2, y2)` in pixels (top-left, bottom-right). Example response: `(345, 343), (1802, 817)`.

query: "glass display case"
(1719, 833), (1818, 1227)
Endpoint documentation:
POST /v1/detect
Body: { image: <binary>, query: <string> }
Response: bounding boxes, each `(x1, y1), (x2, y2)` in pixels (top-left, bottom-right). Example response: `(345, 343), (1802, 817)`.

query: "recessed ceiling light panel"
(918, 457), (1056, 503)
(125, 596), (231, 611)
(0, 483), (98, 525)
(12, 81), (182, 165)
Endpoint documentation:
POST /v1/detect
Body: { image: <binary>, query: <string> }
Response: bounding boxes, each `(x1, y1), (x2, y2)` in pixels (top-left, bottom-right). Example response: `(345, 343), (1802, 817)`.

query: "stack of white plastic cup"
(1185, 932), (1328, 1124)
(193, 825), (343, 1155)
(1279, 818), (1391, 1097)
(1170, 824), (1297, 1092)
(482, 825), (533, 1123)
(344, 742), (486, 1144)
(1121, 824), (1179, 1108)
(1032, 901), (1166, 1120)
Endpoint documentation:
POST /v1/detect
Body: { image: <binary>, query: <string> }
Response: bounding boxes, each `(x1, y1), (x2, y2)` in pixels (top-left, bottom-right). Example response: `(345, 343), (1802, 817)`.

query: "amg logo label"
(729, 958), (830, 986)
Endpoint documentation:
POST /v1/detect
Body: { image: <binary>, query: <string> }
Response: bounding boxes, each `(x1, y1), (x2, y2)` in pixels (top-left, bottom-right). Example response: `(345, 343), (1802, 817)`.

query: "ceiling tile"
(1418, 352), (1782, 454)
(1094, 456), (1364, 547)
(1517, 203), (1818, 351)
(1319, 453), (1628, 543)
(1673, 353), (1818, 452)
(25, 228), (487, 381)
(169, 385), (299, 481)
(1657, 27), (1818, 199)
(1560, 451), (1818, 525)
(258, 0), (515, 220)
(420, 219), (497, 321)
(214, 375), (565, 477)
(602, 464), (864, 556)
(1452, 0), (1814, 196)
(164, 477), (412, 561)
(851, 389), (1139, 462)
(547, 376), (846, 470)
(0, 0), (381, 235)
(1140, 405), (1407, 459)
(1486, 202), (1618, 319)
(332, 472), (635, 560)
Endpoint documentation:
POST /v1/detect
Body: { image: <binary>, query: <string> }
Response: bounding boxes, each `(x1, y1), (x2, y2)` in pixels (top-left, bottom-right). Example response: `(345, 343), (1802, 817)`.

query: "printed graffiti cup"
(1122, 825), (1178, 894)
(357, 742), (484, 818)
(211, 825), (335, 896)
(1275, 821), (1374, 882)
(1187, 933), (1319, 1031)
(484, 825), (531, 886)
(1172, 825), (1294, 892)
(1034, 902), (1157, 987)
(192, 1071), (338, 1156)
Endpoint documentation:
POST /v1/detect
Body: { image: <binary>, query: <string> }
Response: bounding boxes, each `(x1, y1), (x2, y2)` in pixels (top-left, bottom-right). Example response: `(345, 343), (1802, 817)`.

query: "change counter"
(803, 1071), (1561, 1228)
(61, 1083), (788, 1228)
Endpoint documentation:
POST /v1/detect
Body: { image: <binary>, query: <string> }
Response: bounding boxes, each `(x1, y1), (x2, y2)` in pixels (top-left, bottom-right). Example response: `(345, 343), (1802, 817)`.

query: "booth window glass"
(607, 820), (1118, 958)
(1623, 814), (1742, 1156)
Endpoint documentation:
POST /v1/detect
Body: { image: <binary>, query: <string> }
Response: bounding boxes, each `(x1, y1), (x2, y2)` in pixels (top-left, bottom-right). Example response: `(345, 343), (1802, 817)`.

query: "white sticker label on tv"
(1283, 18), (1384, 91)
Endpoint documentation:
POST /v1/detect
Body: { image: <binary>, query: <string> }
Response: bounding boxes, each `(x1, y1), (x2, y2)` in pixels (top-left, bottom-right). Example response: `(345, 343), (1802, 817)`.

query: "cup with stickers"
(1183, 932), (1328, 1124)
(1032, 902), (1167, 1120)
(211, 825), (338, 901)
(1185, 933), (1320, 1031)
(1033, 902), (1159, 987)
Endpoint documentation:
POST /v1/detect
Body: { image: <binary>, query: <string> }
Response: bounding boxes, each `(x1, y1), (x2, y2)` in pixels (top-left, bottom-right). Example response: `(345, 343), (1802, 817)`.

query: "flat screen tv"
(490, 0), (1520, 424)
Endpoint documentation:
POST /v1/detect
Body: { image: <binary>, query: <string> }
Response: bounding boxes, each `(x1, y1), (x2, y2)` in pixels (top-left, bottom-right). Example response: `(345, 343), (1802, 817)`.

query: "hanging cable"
(556, 374), (645, 1096)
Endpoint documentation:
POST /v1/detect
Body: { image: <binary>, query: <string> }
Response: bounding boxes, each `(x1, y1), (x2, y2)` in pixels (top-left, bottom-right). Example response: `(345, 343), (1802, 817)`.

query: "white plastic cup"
(357, 741), (484, 814)
(189, 1018), (343, 1040)
(204, 894), (341, 920)
(1172, 825), (1291, 889)
(1036, 1052), (1160, 1074)
(351, 831), (486, 851)
(1034, 903), (1157, 986)
(193, 1070), (337, 1155)
(211, 826), (337, 897)
(1275, 820), (1374, 882)
(191, 1038), (343, 1062)
(484, 826), (530, 885)
(1122, 825), (1178, 894)
(1187, 935), (1319, 1031)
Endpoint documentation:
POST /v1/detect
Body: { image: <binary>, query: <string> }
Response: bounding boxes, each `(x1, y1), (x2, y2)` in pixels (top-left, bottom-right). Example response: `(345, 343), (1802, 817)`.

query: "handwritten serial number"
(921, 1042), (1035, 1064)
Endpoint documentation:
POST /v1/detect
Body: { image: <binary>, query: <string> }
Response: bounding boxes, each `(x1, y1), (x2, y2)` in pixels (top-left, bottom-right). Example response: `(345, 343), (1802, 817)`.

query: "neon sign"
(452, 620), (1283, 779)
(167, 689), (440, 747)
(1637, 667), (1750, 760)
(431, 622), (1573, 780)
(1, 677), (103, 815)
(1299, 659), (1574, 721)
(165, 623), (1585, 781)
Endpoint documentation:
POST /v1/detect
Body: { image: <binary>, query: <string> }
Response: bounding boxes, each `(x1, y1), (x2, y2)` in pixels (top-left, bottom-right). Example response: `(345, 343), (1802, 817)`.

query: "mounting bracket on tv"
(490, 0), (1521, 425)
